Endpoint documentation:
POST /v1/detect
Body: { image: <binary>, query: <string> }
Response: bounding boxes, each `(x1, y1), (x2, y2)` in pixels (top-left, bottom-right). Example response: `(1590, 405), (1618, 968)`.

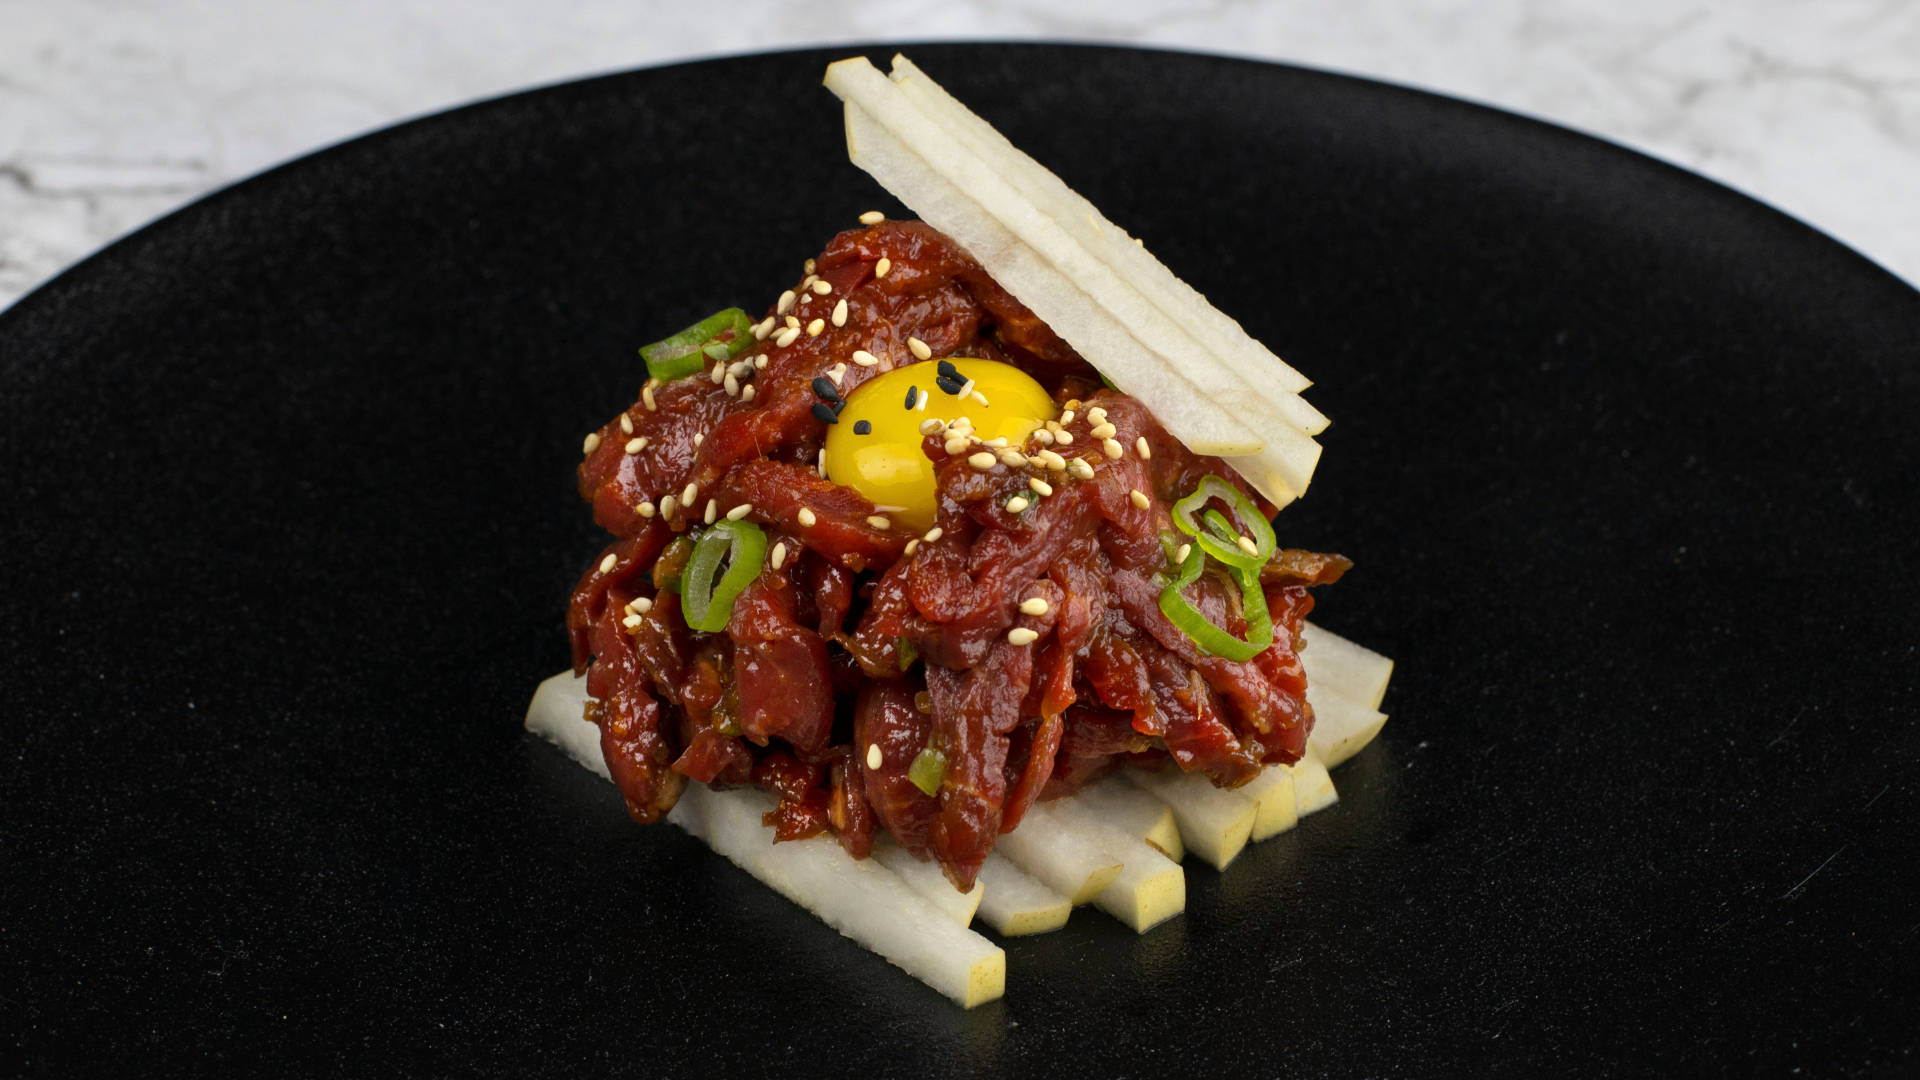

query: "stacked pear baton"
(527, 56), (1395, 1007)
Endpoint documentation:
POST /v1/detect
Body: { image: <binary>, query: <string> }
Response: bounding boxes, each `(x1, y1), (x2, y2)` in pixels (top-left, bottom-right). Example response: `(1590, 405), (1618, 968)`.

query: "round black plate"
(4, 44), (1916, 1077)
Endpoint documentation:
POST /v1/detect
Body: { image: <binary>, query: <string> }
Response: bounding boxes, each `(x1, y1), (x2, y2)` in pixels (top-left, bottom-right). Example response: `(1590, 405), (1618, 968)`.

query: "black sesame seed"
(936, 375), (964, 396)
(811, 376), (841, 403)
(812, 402), (840, 424)
(903, 386), (918, 409)
(853, 419), (872, 435)
(936, 359), (961, 381)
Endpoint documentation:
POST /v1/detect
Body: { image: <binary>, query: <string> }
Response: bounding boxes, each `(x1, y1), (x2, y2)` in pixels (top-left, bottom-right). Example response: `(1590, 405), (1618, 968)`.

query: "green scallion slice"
(679, 519), (769, 633)
(908, 746), (948, 797)
(1156, 542), (1273, 662)
(640, 307), (754, 382)
(1170, 475), (1275, 572)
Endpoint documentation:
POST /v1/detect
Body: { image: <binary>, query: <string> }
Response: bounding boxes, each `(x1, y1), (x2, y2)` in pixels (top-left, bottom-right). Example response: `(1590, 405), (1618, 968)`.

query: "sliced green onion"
(896, 636), (920, 673)
(1170, 475), (1275, 572)
(908, 746), (948, 797)
(1156, 543), (1273, 662)
(640, 307), (754, 382)
(679, 519), (769, 633)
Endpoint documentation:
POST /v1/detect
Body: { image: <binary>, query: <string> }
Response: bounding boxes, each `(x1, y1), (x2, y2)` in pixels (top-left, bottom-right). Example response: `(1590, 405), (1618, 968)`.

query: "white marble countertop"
(3, 0), (1916, 310)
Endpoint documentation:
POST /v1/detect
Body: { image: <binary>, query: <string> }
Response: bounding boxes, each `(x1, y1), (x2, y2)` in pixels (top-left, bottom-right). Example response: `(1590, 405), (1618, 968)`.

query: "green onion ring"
(679, 519), (769, 633)
(640, 307), (754, 382)
(1157, 542), (1273, 662)
(1170, 475), (1275, 572)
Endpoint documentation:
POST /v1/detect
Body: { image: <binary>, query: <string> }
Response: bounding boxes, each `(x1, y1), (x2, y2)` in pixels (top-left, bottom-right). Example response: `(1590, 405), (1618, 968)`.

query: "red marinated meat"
(564, 220), (1347, 886)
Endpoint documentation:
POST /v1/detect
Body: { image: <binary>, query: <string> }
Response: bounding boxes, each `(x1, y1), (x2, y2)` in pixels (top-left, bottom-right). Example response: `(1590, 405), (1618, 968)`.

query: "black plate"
(4, 43), (1917, 1076)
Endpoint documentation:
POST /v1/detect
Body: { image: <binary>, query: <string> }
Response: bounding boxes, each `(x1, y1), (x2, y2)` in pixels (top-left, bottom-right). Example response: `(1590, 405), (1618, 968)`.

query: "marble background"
(3, 0), (1916, 310)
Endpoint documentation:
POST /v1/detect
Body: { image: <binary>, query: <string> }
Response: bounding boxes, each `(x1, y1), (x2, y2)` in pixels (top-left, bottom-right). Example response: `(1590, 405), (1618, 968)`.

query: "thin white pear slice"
(839, 98), (1269, 460)
(1044, 797), (1186, 932)
(974, 852), (1072, 936)
(525, 671), (1004, 1007)
(1125, 768), (1257, 870)
(1289, 751), (1340, 816)
(1305, 682), (1389, 768)
(1300, 621), (1395, 709)
(990, 798), (1125, 904)
(871, 837), (983, 927)
(1066, 773), (1184, 862)
(887, 54), (1315, 400)
(1235, 763), (1300, 842)
(828, 60), (1324, 498)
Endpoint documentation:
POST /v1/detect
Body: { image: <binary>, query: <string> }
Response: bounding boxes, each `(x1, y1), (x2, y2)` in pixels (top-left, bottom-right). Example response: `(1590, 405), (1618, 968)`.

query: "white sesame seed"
(598, 554), (617, 574)
(582, 432), (601, 454)
(923, 527), (943, 543)
(1007, 627), (1040, 646)
(918, 418), (944, 436)
(703, 499), (717, 524)
(1053, 430), (1074, 445)
(1129, 489), (1151, 510)
(1237, 535), (1260, 556)
(806, 318), (825, 337)
(1090, 422), (1117, 440)
(659, 494), (678, 517)
(800, 274), (817, 290)
(852, 349), (880, 367)
(723, 372), (739, 396)
(622, 613), (642, 630)
(1087, 406), (1108, 424)
(811, 279), (833, 296)
(727, 503), (753, 521)
(1028, 477), (1053, 496)
(798, 507), (817, 527)
(866, 515), (891, 530)
(753, 317), (774, 341)
(1019, 597), (1050, 616)
(754, 354), (769, 370)
(1175, 543), (1192, 564)
(682, 482), (698, 504)
(785, 315), (801, 329)
(1102, 438), (1125, 460)
(642, 383), (657, 411)
(982, 437), (1008, 448)
(866, 743), (883, 770)
(904, 539), (919, 556)
(637, 501), (656, 518)
(828, 362), (847, 386)
(624, 437), (646, 454)
(770, 541), (787, 570)
(998, 449), (1029, 468)
(633, 596), (654, 614)
(1135, 436), (1151, 460)
(971, 390), (991, 407)
(1031, 427), (1054, 445)
(817, 448), (828, 479)
(907, 337), (932, 361)
(1005, 496), (1030, 513)
(915, 392), (929, 411)
(830, 298), (849, 327)
(1069, 459), (1095, 480)
(776, 290), (796, 315)
(619, 413), (634, 435)
(943, 437), (971, 456)
(710, 362), (726, 385)
(1038, 451), (1068, 472)
(693, 431), (704, 447)
(741, 385), (756, 402)
(804, 258), (817, 275)
(775, 326), (801, 348)
(858, 210), (886, 225)
(874, 257), (892, 277)
(1059, 410), (1075, 425)
(967, 451), (997, 470)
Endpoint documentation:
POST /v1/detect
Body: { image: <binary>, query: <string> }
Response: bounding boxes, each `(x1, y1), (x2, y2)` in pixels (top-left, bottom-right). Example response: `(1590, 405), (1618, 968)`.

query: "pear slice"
(1289, 751), (1340, 816)
(871, 837), (983, 927)
(1305, 682), (1389, 767)
(1125, 768), (1258, 870)
(1045, 796), (1186, 932)
(525, 671), (1004, 1007)
(1235, 763), (1301, 842)
(826, 59), (1325, 499)
(1067, 773), (1184, 862)
(1300, 621), (1395, 710)
(990, 798), (1125, 904)
(974, 852), (1072, 936)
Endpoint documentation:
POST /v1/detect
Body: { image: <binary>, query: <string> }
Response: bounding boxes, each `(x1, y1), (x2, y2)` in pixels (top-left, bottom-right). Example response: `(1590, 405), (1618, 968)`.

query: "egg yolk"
(824, 357), (1055, 533)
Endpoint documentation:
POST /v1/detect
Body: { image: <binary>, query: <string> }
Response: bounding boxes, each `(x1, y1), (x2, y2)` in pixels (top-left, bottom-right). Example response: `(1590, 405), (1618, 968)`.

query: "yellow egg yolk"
(824, 357), (1054, 533)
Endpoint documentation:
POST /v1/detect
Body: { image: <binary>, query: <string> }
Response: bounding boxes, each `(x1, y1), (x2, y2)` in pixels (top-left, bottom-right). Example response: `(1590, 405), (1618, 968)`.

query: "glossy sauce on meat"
(567, 221), (1348, 890)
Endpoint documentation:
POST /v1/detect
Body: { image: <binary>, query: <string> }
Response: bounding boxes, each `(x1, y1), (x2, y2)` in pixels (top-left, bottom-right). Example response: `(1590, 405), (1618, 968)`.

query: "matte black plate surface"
(4, 44), (1917, 1077)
